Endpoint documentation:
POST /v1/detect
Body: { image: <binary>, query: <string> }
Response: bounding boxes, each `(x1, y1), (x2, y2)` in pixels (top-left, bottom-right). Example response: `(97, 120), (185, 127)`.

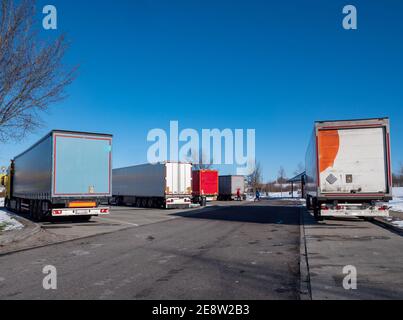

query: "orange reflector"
(68, 201), (97, 208)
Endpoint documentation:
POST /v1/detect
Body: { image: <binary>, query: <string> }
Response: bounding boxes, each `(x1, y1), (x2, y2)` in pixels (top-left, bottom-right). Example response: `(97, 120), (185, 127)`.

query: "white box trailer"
(304, 118), (392, 220)
(113, 162), (192, 209)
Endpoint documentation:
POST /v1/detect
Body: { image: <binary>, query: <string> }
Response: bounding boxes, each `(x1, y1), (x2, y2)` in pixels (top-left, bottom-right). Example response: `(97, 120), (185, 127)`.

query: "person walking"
(255, 189), (261, 202)
(236, 188), (241, 201)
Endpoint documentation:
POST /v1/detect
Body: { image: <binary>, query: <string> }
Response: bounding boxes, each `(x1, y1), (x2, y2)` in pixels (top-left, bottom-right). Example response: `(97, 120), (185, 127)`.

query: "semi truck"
(192, 170), (219, 204)
(112, 162), (192, 209)
(1, 130), (113, 221)
(218, 175), (246, 201)
(304, 118), (392, 221)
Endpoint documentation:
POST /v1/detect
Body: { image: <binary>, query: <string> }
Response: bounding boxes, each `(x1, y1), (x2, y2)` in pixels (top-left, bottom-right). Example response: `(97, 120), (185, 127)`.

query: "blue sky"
(1, 0), (403, 181)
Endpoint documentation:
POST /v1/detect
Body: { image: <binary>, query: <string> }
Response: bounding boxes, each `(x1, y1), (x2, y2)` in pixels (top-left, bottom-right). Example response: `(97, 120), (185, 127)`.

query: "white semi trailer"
(304, 118), (393, 221)
(112, 162), (192, 209)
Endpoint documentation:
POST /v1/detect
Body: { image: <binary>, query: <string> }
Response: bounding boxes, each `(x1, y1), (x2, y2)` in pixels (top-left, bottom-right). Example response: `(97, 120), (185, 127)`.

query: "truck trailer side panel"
(13, 135), (53, 200)
(113, 163), (192, 208)
(113, 164), (166, 198)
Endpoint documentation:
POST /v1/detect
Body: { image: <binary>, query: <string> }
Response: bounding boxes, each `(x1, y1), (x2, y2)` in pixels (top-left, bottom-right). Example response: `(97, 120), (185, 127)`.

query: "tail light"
(53, 210), (63, 215)
(336, 205), (344, 210)
(100, 209), (109, 214)
(378, 205), (389, 211)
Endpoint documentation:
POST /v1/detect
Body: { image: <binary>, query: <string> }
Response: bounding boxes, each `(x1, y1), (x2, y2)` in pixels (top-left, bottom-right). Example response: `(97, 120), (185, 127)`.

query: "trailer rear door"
(53, 133), (112, 197)
(166, 163), (192, 195)
(318, 127), (388, 194)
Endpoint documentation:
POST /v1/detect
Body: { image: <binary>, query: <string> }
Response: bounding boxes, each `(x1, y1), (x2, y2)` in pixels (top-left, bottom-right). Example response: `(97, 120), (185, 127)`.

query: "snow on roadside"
(392, 220), (403, 228)
(391, 187), (403, 213)
(0, 208), (24, 232)
(0, 197), (4, 207)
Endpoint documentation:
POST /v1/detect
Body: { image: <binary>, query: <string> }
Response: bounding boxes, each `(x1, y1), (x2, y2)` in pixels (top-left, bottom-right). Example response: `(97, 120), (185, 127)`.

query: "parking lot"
(0, 201), (247, 255)
(0, 199), (302, 300)
(1, 199), (403, 300)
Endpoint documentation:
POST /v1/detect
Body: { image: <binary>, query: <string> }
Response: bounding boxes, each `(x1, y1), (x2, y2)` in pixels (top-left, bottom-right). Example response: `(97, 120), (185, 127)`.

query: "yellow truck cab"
(1, 164), (13, 207)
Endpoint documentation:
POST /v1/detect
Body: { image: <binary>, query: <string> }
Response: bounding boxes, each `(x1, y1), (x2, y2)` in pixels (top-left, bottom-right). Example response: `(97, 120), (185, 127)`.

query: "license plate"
(76, 209), (90, 215)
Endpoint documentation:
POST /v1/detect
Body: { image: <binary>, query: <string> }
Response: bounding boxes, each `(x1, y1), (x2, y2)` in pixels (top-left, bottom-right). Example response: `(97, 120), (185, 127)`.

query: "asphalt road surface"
(0, 201), (301, 300)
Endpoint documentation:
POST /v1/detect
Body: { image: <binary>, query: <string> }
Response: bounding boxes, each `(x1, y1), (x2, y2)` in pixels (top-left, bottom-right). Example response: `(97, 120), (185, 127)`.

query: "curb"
(299, 207), (312, 300)
(373, 217), (403, 235)
(0, 212), (41, 247)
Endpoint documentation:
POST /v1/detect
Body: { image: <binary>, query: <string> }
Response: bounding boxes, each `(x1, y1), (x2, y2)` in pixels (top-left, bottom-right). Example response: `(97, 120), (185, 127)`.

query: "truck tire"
(306, 196), (312, 210)
(31, 200), (45, 222)
(313, 198), (323, 222)
(37, 201), (46, 222)
(200, 197), (207, 207)
(29, 201), (35, 220)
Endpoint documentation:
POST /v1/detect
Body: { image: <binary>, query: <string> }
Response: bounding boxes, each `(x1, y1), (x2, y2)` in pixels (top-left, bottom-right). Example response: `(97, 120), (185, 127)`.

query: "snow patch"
(0, 197), (4, 207)
(391, 188), (403, 213)
(264, 192), (302, 199)
(392, 220), (403, 228)
(0, 209), (24, 232)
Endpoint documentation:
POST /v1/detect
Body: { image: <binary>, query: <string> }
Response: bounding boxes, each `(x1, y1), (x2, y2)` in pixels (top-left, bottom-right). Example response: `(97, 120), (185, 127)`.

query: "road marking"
(97, 217), (139, 227)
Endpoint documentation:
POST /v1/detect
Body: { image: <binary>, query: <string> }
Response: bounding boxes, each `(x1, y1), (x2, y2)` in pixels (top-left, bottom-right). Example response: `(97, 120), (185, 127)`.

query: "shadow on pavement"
(171, 201), (303, 225)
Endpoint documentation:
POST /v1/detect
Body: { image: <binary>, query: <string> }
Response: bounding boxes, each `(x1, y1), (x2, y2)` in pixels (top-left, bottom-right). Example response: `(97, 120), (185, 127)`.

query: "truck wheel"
(313, 206), (323, 221)
(32, 200), (44, 222)
(306, 197), (311, 210)
(29, 201), (36, 220)
(200, 197), (207, 207)
(147, 199), (153, 208)
(313, 199), (323, 221)
(16, 199), (22, 214)
(141, 198), (147, 208)
(37, 201), (46, 222)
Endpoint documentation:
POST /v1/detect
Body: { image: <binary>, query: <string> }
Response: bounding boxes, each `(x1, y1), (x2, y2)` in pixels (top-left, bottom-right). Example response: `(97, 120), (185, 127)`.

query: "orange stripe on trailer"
(68, 201), (97, 208)
(318, 130), (340, 173)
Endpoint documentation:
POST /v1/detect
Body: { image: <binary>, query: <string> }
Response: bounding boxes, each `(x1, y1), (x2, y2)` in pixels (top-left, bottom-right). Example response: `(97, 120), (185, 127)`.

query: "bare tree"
(293, 162), (304, 176)
(247, 162), (262, 193)
(277, 166), (287, 196)
(188, 148), (213, 170)
(0, 0), (76, 142)
(393, 162), (403, 187)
